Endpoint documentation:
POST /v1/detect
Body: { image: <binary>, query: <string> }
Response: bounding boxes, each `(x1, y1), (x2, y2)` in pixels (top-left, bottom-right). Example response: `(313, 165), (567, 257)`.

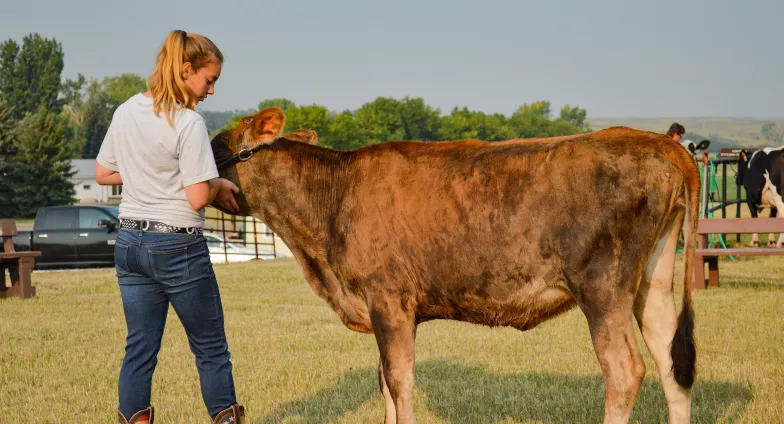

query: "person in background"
(667, 122), (686, 142)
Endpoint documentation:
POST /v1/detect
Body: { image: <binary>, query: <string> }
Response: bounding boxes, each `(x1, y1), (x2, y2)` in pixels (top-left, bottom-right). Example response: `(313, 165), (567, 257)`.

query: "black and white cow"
(738, 146), (784, 247)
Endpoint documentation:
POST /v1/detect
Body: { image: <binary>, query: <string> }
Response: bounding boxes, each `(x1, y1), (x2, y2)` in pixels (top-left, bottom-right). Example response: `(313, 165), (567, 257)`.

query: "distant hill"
(588, 117), (784, 150)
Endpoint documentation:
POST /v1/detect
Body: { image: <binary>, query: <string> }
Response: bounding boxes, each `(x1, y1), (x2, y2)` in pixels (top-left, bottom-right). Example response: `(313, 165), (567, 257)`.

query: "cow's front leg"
(370, 302), (417, 424)
(776, 233), (784, 248)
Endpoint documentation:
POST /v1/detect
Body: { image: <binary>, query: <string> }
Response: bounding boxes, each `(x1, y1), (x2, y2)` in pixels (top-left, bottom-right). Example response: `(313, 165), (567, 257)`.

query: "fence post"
(701, 153), (711, 219)
(252, 217), (259, 259)
(721, 161), (727, 243)
(736, 159), (742, 243)
(220, 211), (228, 263)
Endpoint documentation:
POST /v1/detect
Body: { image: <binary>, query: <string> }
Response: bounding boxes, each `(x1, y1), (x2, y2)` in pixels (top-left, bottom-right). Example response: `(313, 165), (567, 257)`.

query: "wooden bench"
(0, 220), (41, 299)
(694, 218), (784, 289)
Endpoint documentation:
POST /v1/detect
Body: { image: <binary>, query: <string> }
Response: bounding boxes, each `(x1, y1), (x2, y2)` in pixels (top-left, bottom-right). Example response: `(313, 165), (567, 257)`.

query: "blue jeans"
(115, 228), (236, 419)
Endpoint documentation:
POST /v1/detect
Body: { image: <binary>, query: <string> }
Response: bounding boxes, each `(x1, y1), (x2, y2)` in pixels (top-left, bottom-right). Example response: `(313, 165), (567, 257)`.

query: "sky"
(2, 0), (782, 119)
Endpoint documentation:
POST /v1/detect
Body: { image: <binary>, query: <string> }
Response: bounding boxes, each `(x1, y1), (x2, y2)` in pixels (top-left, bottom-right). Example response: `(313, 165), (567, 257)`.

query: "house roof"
(70, 159), (97, 180)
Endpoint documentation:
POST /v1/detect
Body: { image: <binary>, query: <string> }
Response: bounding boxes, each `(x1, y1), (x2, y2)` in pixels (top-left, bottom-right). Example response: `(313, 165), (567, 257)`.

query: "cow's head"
(210, 107), (318, 215)
(212, 108), (286, 159)
(680, 139), (710, 158)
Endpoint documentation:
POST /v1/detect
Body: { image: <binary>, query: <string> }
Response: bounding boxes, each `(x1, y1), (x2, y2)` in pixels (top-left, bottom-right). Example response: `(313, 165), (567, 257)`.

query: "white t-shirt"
(97, 93), (219, 228)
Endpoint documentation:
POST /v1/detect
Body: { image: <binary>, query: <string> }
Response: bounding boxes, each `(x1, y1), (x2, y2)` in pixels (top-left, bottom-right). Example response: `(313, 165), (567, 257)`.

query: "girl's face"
(182, 61), (222, 104)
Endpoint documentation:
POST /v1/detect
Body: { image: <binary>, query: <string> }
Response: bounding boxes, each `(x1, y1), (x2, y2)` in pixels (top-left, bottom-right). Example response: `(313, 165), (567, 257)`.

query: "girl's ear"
(181, 61), (194, 80)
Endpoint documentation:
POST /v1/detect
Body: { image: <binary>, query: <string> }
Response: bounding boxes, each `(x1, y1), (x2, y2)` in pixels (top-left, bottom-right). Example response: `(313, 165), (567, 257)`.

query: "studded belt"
(119, 219), (203, 234)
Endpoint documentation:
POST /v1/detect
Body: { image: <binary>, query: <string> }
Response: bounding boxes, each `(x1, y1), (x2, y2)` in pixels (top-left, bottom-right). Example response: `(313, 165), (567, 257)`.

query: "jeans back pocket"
(149, 247), (189, 285)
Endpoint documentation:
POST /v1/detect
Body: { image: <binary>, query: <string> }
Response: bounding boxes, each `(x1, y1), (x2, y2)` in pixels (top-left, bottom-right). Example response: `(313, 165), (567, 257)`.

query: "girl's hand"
(213, 178), (240, 213)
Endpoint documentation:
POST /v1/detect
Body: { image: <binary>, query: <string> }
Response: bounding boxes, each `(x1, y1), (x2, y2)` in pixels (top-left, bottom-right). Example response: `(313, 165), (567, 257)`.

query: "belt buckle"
(141, 220), (151, 231)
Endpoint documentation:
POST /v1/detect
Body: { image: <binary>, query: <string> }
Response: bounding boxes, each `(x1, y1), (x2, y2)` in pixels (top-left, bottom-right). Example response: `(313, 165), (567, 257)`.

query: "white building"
(70, 159), (122, 203)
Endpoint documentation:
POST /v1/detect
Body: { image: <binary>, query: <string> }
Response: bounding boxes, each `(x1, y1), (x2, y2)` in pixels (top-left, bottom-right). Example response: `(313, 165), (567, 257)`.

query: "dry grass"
(1, 256), (783, 423)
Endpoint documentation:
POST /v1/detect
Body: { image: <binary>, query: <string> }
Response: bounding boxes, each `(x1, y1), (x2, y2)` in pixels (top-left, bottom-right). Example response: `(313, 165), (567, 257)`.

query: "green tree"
(326, 110), (363, 149)
(0, 101), (17, 215)
(60, 73), (88, 156)
(508, 101), (555, 138)
(438, 107), (487, 141)
(0, 34), (65, 120)
(482, 113), (517, 141)
(76, 74), (146, 158)
(215, 96), (589, 149)
(100, 73), (146, 105)
(551, 118), (581, 136)
(4, 106), (75, 217)
(398, 97), (441, 141)
(258, 98), (296, 113)
(355, 97), (407, 143)
(559, 104), (590, 132)
(0, 100), (15, 154)
(437, 107), (515, 141)
(284, 104), (331, 140)
(59, 73), (87, 109)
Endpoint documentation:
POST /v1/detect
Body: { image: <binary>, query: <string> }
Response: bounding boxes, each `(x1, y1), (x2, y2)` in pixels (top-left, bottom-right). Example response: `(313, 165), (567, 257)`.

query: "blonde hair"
(147, 30), (223, 126)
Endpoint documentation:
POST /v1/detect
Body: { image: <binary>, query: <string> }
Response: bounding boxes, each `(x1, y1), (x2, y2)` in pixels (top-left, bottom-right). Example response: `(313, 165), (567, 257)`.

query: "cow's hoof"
(750, 242), (760, 247)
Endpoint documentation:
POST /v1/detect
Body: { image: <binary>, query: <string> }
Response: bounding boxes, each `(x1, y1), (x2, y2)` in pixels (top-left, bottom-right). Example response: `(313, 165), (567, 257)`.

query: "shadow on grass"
(255, 358), (751, 424)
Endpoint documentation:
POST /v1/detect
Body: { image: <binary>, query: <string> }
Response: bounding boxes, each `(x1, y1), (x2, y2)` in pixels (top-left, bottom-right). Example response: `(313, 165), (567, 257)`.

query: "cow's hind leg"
(634, 214), (691, 424)
(371, 303), (416, 424)
(378, 358), (397, 424)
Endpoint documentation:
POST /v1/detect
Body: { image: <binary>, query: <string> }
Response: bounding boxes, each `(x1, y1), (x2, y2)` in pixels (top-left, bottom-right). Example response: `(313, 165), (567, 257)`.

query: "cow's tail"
(671, 162), (698, 389)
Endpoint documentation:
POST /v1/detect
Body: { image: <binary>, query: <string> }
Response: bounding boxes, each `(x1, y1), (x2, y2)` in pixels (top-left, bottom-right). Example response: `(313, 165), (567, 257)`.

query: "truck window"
(79, 208), (114, 228)
(39, 208), (77, 230)
(99, 206), (120, 220)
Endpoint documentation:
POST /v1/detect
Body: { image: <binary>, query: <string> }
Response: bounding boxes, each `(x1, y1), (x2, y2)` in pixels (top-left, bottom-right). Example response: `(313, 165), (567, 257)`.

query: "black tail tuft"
(671, 301), (696, 388)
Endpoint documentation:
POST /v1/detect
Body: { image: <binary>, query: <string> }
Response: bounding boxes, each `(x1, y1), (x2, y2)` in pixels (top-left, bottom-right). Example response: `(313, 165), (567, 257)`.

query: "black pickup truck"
(10, 205), (120, 269)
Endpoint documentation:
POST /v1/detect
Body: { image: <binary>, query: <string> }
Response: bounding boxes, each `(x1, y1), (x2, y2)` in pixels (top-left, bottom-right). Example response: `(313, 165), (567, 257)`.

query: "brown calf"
(211, 108), (699, 424)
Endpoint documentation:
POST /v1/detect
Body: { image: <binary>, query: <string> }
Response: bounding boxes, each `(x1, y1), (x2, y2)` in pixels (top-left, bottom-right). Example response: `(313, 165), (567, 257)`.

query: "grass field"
(1, 256), (783, 423)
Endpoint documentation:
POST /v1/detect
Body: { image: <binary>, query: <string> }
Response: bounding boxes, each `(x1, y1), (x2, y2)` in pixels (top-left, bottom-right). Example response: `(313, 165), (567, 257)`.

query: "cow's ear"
(285, 129), (318, 145)
(697, 140), (710, 151)
(249, 107), (285, 143)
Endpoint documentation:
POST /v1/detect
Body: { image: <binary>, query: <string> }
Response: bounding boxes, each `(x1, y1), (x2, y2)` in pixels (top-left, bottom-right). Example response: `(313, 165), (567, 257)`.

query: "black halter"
(215, 143), (269, 171)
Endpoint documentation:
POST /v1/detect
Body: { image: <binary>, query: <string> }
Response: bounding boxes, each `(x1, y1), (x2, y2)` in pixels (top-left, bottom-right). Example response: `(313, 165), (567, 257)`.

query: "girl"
(96, 30), (245, 424)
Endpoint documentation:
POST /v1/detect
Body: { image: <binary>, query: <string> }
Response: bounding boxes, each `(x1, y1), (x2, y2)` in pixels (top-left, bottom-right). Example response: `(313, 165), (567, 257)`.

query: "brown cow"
(211, 108), (699, 424)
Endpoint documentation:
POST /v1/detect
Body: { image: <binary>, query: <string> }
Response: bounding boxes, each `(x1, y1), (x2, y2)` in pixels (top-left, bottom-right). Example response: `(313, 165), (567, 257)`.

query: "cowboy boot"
(212, 404), (245, 424)
(117, 406), (154, 424)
